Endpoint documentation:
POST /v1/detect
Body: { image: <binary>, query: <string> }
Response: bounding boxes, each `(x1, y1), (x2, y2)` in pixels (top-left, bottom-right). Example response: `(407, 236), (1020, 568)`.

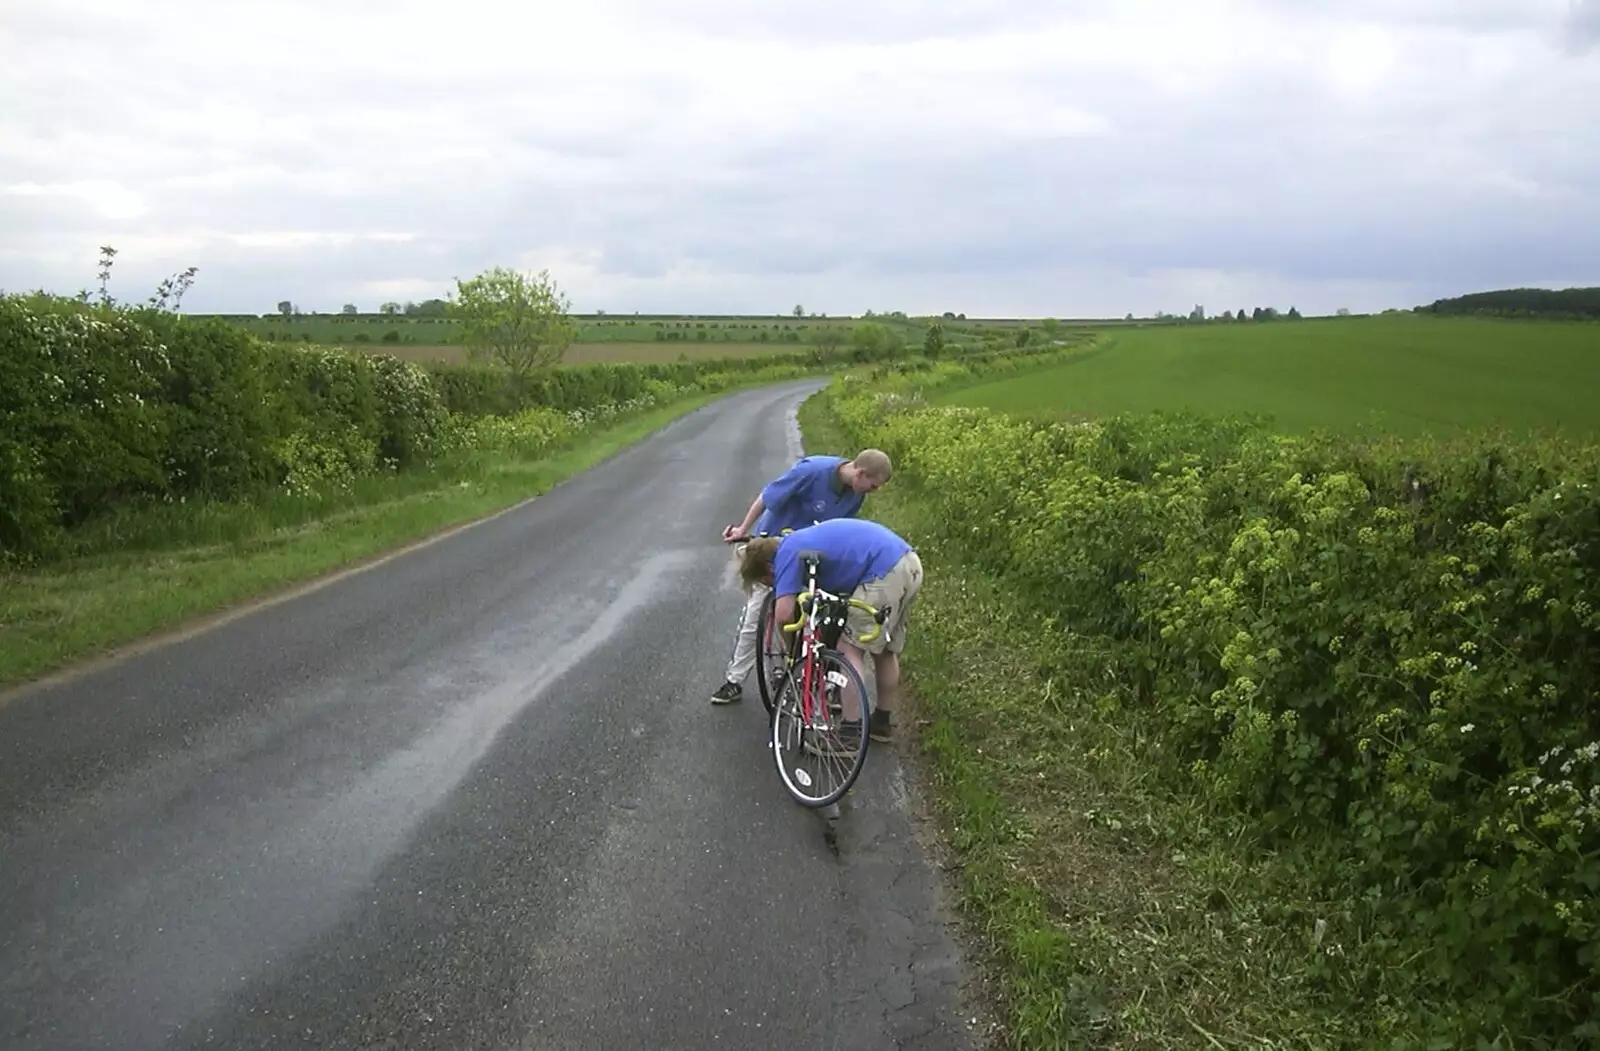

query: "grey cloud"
(1565, 0), (1600, 48)
(1324, 0), (1569, 31)
(5, 0), (1598, 317)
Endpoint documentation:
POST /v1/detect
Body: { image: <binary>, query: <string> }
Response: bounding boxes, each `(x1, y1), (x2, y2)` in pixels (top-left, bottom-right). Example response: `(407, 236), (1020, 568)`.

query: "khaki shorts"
(844, 550), (923, 655)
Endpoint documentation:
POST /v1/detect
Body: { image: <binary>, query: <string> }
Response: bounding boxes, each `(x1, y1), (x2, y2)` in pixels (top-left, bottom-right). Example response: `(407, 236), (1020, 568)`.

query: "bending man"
(736, 518), (922, 747)
(712, 449), (892, 705)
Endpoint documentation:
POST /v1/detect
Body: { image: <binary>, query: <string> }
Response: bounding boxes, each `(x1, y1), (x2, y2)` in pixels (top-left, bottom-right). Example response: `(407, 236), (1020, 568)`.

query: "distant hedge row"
(1420, 287), (1600, 320)
(0, 294), (916, 564)
(822, 362), (1600, 1047)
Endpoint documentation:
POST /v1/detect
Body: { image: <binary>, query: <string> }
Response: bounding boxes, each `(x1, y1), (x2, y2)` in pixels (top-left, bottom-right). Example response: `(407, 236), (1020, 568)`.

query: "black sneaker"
(869, 709), (893, 743)
(710, 681), (742, 705)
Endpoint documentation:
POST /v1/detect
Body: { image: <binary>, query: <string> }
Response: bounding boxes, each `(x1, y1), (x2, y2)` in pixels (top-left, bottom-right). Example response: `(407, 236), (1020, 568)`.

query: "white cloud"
(226, 231), (417, 250)
(0, 0), (1595, 315)
(3, 180), (149, 220)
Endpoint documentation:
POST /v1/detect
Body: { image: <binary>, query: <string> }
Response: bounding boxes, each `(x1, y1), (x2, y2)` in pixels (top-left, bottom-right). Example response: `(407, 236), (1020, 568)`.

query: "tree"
(923, 322), (945, 359)
(405, 298), (450, 317)
(1289, 306), (1304, 319)
(380, 301), (401, 315)
(278, 300), (294, 318)
(814, 326), (845, 355)
(850, 321), (890, 360)
(450, 266), (576, 377)
(341, 303), (358, 315)
(793, 304), (805, 318)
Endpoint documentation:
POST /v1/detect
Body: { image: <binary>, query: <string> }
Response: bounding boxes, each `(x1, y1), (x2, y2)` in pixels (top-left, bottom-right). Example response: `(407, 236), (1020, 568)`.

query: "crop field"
(361, 341), (799, 366)
(939, 314), (1600, 437)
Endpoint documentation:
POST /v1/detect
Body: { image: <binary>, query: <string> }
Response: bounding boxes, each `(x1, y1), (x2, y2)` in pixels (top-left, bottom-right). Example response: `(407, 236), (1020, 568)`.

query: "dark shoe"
(869, 709), (893, 743)
(710, 681), (742, 705)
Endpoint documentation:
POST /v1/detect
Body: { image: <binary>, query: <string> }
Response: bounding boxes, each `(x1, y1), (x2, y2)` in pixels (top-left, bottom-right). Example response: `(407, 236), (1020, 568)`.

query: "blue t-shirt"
(772, 518), (912, 599)
(754, 455), (864, 536)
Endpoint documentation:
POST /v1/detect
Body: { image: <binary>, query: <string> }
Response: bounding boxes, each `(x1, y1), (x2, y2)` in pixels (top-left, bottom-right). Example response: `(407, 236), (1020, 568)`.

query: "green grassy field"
(939, 315), (1600, 437)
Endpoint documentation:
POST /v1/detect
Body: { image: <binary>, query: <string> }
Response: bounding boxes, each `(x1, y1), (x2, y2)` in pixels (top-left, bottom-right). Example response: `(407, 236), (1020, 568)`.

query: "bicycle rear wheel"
(754, 590), (791, 717)
(770, 647), (870, 808)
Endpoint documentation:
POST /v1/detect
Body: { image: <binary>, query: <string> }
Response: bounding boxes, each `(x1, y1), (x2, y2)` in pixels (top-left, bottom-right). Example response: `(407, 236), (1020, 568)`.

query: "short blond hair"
(853, 448), (892, 482)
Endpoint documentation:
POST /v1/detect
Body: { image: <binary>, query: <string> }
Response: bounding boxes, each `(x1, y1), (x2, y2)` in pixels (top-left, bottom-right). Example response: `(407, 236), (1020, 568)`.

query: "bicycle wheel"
(754, 590), (792, 716)
(770, 647), (871, 808)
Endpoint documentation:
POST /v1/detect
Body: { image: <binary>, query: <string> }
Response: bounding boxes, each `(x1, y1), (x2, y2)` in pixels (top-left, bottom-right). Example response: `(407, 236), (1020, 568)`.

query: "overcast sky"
(3, 0), (1597, 318)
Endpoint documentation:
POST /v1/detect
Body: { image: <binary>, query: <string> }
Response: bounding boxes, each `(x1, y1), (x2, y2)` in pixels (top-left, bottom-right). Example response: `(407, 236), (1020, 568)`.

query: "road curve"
(0, 380), (980, 1051)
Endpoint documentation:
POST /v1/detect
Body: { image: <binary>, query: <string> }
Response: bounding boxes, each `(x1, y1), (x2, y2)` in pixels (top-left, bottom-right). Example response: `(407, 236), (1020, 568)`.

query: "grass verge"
(0, 390), (732, 691)
(800, 391), (1348, 1050)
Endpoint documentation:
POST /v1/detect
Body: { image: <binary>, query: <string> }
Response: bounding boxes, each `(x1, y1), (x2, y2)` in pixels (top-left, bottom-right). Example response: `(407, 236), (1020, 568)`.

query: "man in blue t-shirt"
(711, 449), (893, 705)
(736, 517), (924, 747)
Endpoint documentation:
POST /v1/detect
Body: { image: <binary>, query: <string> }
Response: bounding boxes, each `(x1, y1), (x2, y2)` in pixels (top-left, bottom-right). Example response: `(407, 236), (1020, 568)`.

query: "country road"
(0, 380), (981, 1051)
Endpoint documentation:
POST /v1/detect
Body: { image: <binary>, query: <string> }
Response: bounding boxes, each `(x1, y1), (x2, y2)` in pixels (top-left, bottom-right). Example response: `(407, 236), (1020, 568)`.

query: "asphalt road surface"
(0, 380), (983, 1051)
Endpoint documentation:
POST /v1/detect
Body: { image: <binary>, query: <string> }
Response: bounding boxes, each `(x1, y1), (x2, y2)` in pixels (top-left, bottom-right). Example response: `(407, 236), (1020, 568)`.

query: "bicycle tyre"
(754, 590), (789, 717)
(770, 647), (871, 808)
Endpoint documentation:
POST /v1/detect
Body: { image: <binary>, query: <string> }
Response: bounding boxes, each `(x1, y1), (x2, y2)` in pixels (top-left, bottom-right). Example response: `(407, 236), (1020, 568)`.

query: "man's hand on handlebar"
(721, 524), (749, 543)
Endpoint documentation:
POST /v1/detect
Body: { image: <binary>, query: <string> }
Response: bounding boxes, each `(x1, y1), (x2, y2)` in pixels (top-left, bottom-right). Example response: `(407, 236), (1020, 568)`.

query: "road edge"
(794, 382), (1007, 1049)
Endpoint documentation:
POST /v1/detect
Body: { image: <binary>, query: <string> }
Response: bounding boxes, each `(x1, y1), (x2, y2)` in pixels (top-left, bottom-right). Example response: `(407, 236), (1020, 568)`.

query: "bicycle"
(766, 551), (890, 809)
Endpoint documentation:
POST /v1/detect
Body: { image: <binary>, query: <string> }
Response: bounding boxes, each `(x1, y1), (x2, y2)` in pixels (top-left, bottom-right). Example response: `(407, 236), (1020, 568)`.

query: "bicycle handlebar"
(781, 589), (886, 644)
(721, 527), (796, 545)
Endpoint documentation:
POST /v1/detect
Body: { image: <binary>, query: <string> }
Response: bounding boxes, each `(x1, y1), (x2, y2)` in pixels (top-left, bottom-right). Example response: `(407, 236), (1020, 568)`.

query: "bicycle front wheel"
(754, 590), (791, 717)
(770, 647), (870, 808)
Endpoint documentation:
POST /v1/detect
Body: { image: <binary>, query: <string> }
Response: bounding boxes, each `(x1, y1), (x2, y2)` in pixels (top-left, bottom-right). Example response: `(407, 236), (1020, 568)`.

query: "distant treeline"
(1419, 287), (1600, 320)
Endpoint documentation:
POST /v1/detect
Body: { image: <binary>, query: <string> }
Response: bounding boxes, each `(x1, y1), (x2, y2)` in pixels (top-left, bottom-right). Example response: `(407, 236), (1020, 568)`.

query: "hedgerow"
(414, 336), (1007, 419)
(5, 288), (1053, 564)
(823, 367), (1600, 1048)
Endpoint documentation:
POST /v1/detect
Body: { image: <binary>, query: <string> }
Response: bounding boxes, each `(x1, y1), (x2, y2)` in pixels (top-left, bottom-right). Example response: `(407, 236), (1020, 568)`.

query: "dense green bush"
(1, 297), (477, 561)
(441, 405), (574, 458)
(423, 358), (712, 416)
(824, 367), (1600, 1048)
(1, 296), (172, 555)
(140, 310), (282, 498)
(368, 353), (448, 467)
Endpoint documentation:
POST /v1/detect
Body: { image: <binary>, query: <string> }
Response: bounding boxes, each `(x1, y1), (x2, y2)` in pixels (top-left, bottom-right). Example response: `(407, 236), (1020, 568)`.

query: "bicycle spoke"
(771, 649), (870, 808)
